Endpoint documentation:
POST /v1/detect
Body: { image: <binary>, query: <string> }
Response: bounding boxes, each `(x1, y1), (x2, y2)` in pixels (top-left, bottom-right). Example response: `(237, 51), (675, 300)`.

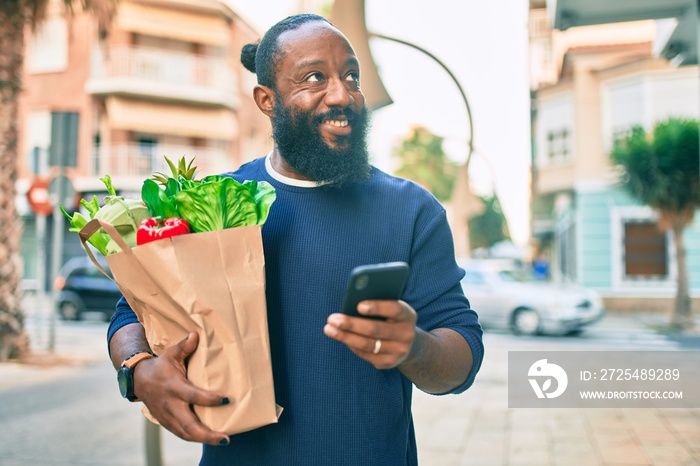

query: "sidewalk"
(0, 317), (205, 466)
(412, 320), (700, 466)
(414, 383), (700, 465)
(0, 316), (108, 392)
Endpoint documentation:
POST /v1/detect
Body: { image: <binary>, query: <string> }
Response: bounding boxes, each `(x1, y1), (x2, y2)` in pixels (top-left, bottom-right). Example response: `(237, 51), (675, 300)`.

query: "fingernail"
(328, 315), (342, 326)
(358, 303), (371, 314)
(221, 397), (230, 405)
(324, 324), (337, 337)
(218, 437), (229, 446)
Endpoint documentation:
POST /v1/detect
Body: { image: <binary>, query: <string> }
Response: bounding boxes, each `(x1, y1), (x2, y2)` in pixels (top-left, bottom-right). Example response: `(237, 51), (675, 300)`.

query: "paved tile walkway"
(412, 328), (700, 466)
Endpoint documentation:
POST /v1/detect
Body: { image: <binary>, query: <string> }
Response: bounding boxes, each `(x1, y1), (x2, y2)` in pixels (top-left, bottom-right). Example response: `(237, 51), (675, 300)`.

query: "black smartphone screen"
(341, 262), (410, 318)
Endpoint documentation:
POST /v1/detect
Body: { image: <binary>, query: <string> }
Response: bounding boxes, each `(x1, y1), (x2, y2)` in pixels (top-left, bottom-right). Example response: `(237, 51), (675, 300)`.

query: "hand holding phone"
(341, 262), (410, 319)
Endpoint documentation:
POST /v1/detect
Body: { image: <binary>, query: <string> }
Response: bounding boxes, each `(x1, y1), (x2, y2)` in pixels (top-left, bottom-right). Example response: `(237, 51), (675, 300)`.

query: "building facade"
(16, 0), (271, 288)
(529, 1), (700, 312)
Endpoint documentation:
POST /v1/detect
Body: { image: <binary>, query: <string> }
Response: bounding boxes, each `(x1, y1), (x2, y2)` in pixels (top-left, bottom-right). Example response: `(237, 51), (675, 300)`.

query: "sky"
(228, 0), (532, 246)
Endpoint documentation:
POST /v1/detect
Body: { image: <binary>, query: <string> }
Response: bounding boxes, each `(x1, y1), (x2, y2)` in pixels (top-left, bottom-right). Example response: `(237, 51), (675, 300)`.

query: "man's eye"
(306, 73), (323, 82)
(345, 73), (360, 89)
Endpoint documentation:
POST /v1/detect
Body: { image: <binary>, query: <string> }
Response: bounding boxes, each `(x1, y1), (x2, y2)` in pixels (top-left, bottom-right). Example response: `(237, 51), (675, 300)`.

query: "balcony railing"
(88, 46), (237, 107)
(91, 144), (232, 179)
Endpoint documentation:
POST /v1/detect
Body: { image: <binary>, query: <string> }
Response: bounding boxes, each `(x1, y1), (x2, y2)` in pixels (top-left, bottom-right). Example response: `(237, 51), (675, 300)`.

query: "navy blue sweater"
(109, 157), (483, 465)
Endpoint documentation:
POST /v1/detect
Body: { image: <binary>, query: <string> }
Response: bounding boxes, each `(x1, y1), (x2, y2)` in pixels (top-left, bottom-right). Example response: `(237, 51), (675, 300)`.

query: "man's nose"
(324, 77), (354, 108)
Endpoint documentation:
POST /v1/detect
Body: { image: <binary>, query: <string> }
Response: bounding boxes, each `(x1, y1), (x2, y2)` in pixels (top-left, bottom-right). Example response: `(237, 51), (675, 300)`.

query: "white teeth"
(327, 120), (348, 127)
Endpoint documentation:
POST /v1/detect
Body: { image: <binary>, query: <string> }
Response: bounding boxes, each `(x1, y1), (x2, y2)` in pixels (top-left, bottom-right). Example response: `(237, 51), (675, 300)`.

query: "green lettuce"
(141, 174), (276, 233)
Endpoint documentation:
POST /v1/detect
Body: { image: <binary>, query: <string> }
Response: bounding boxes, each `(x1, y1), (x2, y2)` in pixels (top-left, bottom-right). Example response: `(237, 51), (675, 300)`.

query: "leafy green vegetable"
(244, 180), (276, 225)
(81, 196), (101, 218)
(100, 174), (117, 196)
(60, 205), (110, 256)
(92, 174), (149, 253)
(141, 178), (180, 219)
(165, 177), (181, 198)
(59, 205), (110, 256)
(174, 177), (257, 232)
(61, 174), (148, 255)
(141, 170), (276, 233)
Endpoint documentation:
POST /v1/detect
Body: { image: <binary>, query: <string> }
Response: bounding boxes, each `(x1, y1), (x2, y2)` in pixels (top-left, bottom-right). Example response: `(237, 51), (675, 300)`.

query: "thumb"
(175, 332), (199, 361)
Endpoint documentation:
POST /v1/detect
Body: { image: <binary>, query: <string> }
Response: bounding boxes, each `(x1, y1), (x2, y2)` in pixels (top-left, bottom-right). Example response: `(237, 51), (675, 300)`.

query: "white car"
(458, 259), (605, 336)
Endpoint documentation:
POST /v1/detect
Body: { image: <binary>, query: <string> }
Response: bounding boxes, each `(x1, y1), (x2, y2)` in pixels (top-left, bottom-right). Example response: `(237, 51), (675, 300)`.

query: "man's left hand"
(324, 300), (420, 369)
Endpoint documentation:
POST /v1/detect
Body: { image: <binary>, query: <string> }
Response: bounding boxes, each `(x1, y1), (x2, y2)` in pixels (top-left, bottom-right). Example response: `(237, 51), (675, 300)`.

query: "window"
(547, 128), (571, 161)
(27, 17), (68, 73)
(25, 111), (51, 174)
(537, 94), (574, 166)
(623, 221), (668, 278)
(612, 207), (675, 289)
(137, 136), (158, 173)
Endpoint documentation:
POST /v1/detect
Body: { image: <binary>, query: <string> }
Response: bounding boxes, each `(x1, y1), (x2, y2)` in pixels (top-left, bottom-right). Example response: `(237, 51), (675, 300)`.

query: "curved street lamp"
(367, 32), (478, 256)
(330, 0), (478, 255)
(367, 31), (475, 166)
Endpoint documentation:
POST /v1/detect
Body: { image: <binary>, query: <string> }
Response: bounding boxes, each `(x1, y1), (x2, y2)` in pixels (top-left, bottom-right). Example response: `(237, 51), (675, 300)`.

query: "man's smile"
(327, 119), (348, 127)
(319, 115), (352, 137)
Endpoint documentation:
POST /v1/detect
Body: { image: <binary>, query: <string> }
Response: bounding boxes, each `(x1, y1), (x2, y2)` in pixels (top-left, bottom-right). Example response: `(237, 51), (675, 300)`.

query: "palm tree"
(610, 118), (699, 330)
(0, 1), (117, 361)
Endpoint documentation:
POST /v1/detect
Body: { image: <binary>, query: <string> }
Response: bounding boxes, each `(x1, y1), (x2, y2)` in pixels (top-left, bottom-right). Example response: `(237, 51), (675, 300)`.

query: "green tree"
(0, 1), (116, 361)
(468, 195), (510, 250)
(393, 126), (458, 202)
(610, 118), (699, 330)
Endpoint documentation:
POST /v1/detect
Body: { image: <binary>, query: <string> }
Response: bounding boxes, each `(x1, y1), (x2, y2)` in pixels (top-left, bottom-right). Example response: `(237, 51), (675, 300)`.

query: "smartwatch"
(117, 351), (156, 402)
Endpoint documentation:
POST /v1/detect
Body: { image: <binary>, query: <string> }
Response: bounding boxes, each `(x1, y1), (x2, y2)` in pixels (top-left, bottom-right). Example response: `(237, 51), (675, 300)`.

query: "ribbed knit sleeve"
(106, 296), (140, 355)
(401, 194), (483, 394)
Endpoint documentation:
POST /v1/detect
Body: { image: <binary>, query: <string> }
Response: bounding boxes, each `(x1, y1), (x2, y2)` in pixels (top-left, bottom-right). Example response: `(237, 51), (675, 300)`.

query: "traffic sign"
(26, 175), (79, 216)
(26, 176), (53, 216)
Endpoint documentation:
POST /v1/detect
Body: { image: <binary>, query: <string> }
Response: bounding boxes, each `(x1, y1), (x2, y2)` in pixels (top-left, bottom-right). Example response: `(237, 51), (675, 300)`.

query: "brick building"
(16, 0), (271, 288)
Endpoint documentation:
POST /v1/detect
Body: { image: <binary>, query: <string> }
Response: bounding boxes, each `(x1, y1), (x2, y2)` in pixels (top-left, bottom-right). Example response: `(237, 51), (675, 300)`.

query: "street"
(0, 310), (203, 466)
(0, 308), (699, 465)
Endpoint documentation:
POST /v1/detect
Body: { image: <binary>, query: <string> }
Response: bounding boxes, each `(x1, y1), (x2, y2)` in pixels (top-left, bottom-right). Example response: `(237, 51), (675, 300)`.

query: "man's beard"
(271, 98), (371, 188)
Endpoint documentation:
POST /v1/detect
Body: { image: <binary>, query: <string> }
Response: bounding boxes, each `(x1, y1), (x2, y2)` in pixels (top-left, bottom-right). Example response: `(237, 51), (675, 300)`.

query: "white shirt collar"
(265, 153), (324, 188)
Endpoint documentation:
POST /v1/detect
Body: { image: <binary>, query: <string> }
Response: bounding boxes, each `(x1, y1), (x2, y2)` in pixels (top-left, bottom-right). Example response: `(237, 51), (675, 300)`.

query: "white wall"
(601, 66), (699, 151)
(27, 17), (68, 74)
(650, 68), (700, 122)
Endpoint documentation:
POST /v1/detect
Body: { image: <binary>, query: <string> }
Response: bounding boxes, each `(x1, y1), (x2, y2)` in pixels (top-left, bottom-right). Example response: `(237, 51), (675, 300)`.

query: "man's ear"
(253, 85), (275, 118)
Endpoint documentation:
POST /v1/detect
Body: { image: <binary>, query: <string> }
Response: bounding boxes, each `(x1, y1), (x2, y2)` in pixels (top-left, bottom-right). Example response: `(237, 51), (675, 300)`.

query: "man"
(108, 13), (483, 465)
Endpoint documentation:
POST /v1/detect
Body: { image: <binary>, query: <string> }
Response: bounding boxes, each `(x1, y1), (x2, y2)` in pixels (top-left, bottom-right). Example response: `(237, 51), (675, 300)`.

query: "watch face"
(117, 366), (131, 399)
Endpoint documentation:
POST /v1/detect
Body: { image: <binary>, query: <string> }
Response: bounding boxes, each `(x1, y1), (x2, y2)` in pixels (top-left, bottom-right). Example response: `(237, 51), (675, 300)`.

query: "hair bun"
(240, 43), (258, 73)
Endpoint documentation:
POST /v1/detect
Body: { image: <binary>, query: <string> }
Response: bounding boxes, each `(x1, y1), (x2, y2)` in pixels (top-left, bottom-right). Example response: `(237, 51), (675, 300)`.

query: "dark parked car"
(54, 256), (122, 321)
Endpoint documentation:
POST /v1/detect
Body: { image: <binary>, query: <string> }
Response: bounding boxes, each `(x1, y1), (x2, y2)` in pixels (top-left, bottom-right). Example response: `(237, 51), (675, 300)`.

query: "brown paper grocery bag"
(79, 218), (281, 435)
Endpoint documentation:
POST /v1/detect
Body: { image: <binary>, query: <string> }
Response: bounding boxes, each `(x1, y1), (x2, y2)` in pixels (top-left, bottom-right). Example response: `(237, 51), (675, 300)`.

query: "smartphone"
(341, 262), (410, 319)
